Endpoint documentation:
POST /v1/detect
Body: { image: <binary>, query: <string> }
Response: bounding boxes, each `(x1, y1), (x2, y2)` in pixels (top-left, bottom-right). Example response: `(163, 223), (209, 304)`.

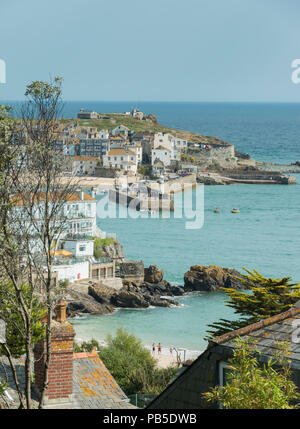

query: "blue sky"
(1, 0), (300, 101)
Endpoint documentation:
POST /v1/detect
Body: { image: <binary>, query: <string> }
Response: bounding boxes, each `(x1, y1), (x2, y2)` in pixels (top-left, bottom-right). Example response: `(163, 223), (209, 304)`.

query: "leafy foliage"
(137, 165), (152, 176)
(93, 237), (115, 260)
(0, 282), (46, 357)
(203, 337), (300, 409)
(207, 269), (300, 337)
(75, 329), (178, 395)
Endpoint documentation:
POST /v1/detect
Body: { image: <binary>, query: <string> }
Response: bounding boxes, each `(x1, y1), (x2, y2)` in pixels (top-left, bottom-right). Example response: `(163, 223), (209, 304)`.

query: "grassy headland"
(59, 113), (229, 146)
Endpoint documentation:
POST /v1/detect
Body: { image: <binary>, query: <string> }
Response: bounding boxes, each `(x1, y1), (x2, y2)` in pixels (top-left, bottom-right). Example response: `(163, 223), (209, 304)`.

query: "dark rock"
(144, 265), (164, 284)
(184, 265), (249, 292)
(110, 291), (149, 308)
(66, 287), (114, 317)
(88, 284), (115, 305)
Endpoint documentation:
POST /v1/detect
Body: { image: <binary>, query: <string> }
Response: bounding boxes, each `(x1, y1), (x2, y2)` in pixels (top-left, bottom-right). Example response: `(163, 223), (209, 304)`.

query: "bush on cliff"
(93, 237), (115, 260)
(207, 269), (300, 337)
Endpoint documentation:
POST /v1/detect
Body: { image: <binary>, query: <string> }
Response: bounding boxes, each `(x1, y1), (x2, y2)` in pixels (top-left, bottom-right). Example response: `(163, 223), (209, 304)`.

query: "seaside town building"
(0, 301), (135, 408)
(77, 108), (98, 119)
(71, 156), (99, 176)
(12, 189), (120, 284)
(131, 108), (144, 120)
(110, 124), (130, 137)
(151, 145), (172, 170)
(103, 147), (138, 174)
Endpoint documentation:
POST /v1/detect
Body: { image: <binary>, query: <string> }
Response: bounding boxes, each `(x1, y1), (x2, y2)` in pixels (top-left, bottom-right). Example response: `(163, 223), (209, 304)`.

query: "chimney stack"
(34, 300), (75, 405)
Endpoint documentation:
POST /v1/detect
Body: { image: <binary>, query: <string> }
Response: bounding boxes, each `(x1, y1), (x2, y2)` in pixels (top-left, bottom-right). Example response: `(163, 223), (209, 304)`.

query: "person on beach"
(158, 343), (161, 354)
(170, 347), (173, 356)
(152, 343), (155, 354)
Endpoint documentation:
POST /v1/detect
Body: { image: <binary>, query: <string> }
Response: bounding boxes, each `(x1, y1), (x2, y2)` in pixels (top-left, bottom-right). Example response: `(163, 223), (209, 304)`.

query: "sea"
(6, 101), (300, 352)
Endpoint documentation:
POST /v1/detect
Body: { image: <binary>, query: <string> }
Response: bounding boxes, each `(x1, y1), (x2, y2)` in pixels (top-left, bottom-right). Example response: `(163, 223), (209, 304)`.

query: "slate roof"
(72, 350), (135, 409)
(0, 351), (136, 409)
(148, 300), (300, 409)
(209, 300), (300, 369)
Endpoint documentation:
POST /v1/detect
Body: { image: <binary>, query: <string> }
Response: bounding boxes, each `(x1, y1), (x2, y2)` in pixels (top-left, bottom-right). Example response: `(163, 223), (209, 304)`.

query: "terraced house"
(103, 147), (138, 174)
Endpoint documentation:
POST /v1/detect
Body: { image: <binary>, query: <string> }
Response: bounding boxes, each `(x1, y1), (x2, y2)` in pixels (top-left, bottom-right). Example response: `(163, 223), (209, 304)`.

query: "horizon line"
(2, 99), (300, 104)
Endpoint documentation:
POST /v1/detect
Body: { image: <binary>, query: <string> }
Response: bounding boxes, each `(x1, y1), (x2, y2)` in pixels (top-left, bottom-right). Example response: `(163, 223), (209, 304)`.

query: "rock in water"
(110, 291), (149, 308)
(144, 265), (164, 284)
(184, 265), (248, 292)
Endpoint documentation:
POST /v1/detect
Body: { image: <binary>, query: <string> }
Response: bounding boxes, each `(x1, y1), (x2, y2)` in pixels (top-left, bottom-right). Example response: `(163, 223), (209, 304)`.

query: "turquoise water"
(51, 101), (299, 350)
(71, 292), (235, 352)
(97, 178), (300, 283)
(71, 176), (300, 351)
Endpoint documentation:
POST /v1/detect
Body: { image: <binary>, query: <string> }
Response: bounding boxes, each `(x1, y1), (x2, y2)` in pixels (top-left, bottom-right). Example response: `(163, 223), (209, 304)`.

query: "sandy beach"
(146, 346), (202, 369)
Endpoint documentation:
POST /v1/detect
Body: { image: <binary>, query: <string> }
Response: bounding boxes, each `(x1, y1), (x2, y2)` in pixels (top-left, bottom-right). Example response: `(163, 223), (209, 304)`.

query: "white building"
(151, 146), (171, 168)
(52, 260), (90, 282)
(63, 237), (94, 258)
(125, 143), (143, 164)
(63, 190), (97, 237)
(110, 125), (129, 137)
(103, 148), (138, 174)
(153, 132), (186, 161)
(99, 129), (109, 139)
(72, 156), (99, 176)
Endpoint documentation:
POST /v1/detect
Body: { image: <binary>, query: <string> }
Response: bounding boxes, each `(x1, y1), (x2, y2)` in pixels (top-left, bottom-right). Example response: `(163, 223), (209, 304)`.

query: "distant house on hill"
(131, 108), (144, 120)
(77, 109), (98, 119)
(148, 301), (300, 409)
(110, 124), (130, 137)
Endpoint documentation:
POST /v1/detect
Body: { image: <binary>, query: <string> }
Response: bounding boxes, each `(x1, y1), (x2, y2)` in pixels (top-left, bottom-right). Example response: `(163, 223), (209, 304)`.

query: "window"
(218, 361), (231, 409)
(79, 245), (86, 252)
(219, 361), (231, 386)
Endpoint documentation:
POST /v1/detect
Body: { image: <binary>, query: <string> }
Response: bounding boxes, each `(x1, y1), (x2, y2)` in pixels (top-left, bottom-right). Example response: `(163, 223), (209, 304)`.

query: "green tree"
(0, 282), (46, 357)
(203, 337), (300, 409)
(0, 78), (77, 408)
(99, 328), (156, 395)
(75, 330), (178, 396)
(137, 165), (152, 177)
(207, 269), (300, 337)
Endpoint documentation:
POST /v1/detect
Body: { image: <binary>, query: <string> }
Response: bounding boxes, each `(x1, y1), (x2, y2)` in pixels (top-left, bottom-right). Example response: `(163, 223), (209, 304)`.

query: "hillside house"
(103, 148), (138, 174)
(72, 156), (99, 176)
(77, 109), (98, 119)
(110, 124), (130, 137)
(151, 146), (171, 168)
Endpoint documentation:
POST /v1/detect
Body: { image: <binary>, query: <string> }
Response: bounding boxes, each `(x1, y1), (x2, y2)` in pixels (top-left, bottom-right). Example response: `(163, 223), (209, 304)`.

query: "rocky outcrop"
(184, 265), (249, 292)
(144, 265), (164, 284)
(88, 280), (182, 312)
(66, 287), (114, 317)
(101, 240), (125, 261)
(110, 290), (149, 308)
